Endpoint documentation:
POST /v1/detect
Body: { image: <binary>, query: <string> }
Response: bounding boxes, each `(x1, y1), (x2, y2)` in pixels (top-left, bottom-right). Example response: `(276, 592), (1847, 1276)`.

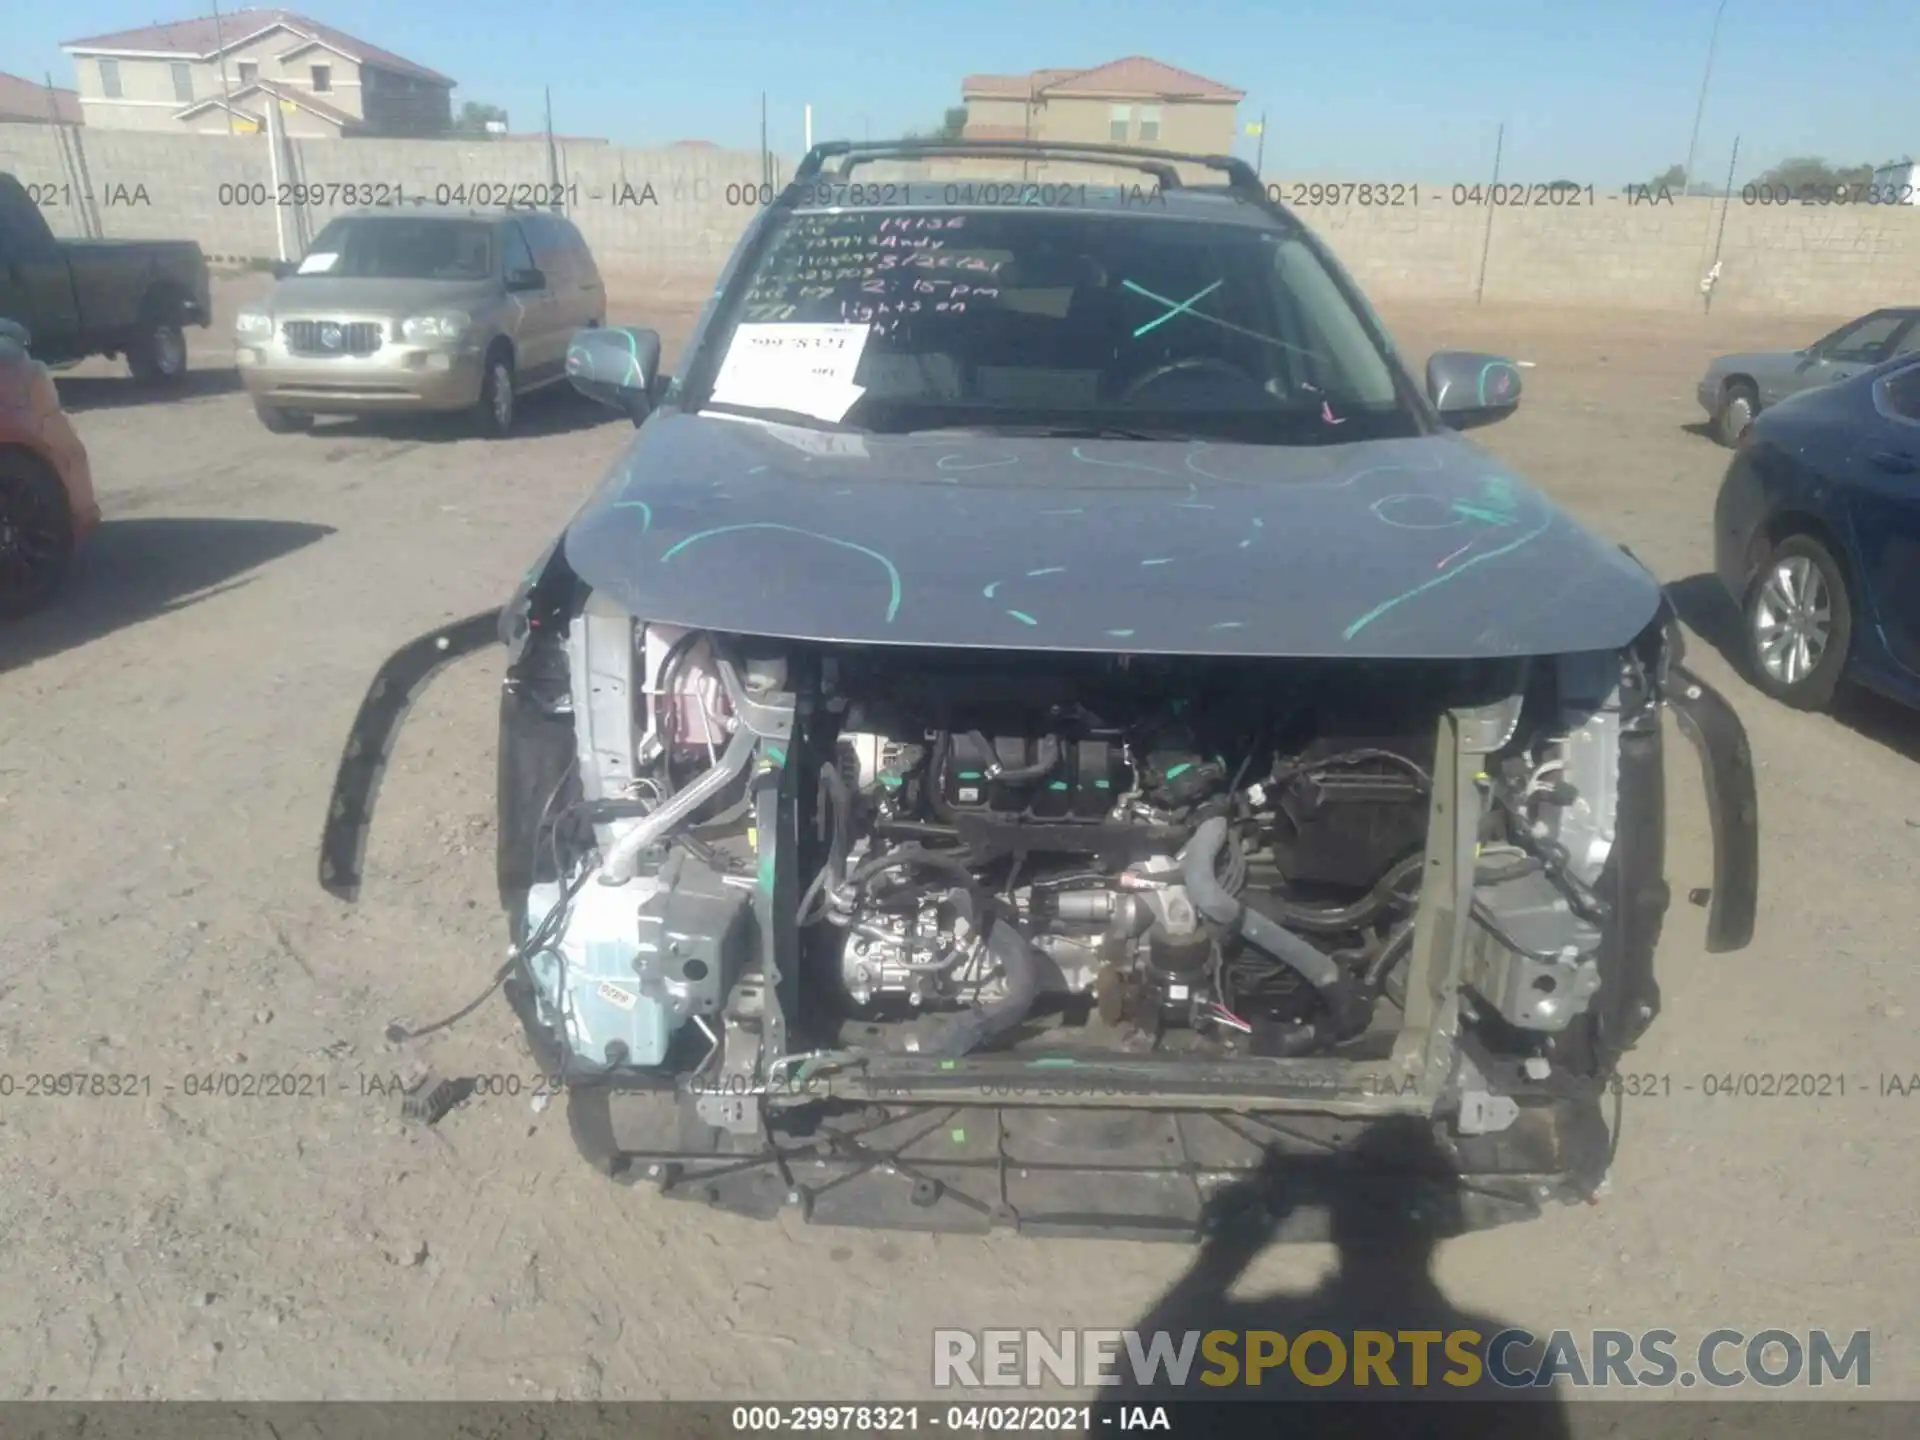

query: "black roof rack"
(792, 138), (1265, 202)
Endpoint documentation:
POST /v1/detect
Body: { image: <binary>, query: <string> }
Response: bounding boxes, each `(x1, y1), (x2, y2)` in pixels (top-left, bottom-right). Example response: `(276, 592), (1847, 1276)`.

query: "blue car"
(1715, 351), (1920, 711)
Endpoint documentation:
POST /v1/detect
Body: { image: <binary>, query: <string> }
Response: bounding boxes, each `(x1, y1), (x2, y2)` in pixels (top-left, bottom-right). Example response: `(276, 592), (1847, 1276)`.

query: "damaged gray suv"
(323, 140), (1758, 1242)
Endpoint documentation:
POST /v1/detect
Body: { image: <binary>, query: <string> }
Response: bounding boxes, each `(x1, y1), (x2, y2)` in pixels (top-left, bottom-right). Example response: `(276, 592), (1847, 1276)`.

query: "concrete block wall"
(4, 127), (1919, 315)
(0, 127), (782, 277)
(1284, 186), (1920, 315)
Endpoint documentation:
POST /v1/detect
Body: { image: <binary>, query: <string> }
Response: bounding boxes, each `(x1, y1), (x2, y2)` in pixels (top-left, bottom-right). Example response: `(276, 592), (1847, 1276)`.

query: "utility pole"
(1253, 109), (1267, 177)
(1474, 122), (1505, 305)
(1704, 135), (1740, 314)
(544, 87), (561, 207)
(210, 0), (235, 136)
(1682, 0), (1730, 194)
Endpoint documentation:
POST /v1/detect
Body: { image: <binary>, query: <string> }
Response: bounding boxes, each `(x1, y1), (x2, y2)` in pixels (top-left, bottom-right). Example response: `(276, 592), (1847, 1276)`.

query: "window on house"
(99, 59), (122, 98)
(1138, 106), (1162, 143)
(1109, 104), (1130, 142)
(171, 62), (194, 103)
(238, 61), (258, 85)
(311, 63), (332, 93)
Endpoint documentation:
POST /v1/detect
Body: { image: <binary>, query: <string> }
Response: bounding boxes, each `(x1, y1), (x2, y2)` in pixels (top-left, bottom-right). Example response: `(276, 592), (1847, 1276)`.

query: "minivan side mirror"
(1425, 350), (1523, 430)
(567, 325), (662, 425)
(505, 266), (546, 293)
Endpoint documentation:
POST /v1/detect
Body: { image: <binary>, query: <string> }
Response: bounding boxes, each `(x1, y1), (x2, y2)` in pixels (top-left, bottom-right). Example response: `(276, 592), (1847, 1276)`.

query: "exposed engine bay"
(272, 561), (1750, 1237)
(506, 595), (1660, 1099)
(809, 653), (1444, 1058)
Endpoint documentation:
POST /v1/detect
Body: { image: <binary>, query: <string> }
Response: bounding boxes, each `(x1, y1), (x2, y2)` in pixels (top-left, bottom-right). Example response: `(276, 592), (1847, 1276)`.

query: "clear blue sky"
(15, 0), (1918, 185)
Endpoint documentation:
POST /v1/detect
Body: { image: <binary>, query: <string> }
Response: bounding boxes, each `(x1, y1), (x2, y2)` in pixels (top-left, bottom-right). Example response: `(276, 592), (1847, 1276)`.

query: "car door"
(557, 215), (606, 329)
(527, 213), (592, 340)
(499, 218), (563, 386)
(1784, 311), (1910, 401)
(0, 176), (82, 360)
(1838, 358), (1920, 678)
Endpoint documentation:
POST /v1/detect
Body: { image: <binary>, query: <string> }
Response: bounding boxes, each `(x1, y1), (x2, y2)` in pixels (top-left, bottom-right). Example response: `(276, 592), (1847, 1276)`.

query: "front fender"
(317, 609), (502, 901)
(1663, 662), (1759, 953)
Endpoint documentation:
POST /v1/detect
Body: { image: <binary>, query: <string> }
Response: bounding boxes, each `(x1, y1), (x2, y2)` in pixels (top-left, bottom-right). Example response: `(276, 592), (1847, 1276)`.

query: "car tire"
(126, 305), (189, 386)
(1716, 381), (1756, 447)
(1743, 533), (1852, 712)
(254, 400), (314, 434)
(0, 450), (76, 620)
(473, 345), (516, 438)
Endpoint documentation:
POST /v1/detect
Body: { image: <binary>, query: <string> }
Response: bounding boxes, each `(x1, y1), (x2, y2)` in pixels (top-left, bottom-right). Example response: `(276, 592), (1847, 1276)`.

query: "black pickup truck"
(0, 172), (212, 385)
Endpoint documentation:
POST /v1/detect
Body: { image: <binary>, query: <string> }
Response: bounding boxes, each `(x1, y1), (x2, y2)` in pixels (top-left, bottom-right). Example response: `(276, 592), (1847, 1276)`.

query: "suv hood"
(560, 411), (1662, 659)
(264, 275), (492, 315)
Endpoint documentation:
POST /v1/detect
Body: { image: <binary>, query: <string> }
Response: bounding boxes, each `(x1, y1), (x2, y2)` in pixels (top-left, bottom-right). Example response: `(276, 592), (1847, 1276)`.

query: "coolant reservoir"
(524, 876), (675, 1068)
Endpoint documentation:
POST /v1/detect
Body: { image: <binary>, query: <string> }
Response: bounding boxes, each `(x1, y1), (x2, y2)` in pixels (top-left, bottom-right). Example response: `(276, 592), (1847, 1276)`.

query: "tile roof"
(177, 78), (356, 128)
(962, 68), (1077, 97)
(0, 71), (83, 123)
(62, 9), (453, 87)
(962, 57), (1243, 102)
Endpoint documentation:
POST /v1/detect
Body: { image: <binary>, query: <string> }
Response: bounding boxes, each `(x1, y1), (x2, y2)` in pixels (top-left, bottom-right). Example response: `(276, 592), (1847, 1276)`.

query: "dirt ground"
(2, 272), (1916, 1406)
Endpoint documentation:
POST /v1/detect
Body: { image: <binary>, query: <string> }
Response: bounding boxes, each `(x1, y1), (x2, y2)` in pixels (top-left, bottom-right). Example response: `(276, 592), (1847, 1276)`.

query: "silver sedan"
(1697, 306), (1920, 446)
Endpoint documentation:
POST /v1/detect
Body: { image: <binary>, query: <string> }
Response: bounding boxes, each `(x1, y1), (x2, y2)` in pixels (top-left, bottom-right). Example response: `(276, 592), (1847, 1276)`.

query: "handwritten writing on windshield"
(743, 214), (1010, 329)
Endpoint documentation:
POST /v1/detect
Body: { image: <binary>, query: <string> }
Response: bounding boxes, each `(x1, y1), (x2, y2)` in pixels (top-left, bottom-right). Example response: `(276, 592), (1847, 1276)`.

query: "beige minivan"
(235, 206), (606, 437)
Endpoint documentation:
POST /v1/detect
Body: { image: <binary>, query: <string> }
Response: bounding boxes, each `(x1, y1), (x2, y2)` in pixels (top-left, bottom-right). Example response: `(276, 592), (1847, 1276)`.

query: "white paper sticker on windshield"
(710, 322), (869, 422)
(296, 251), (339, 275)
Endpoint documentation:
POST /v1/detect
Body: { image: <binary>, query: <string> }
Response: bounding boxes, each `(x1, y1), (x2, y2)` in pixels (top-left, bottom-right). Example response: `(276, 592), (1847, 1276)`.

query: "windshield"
(296, 217), (494, 281)
(694, 204), (1418, 444)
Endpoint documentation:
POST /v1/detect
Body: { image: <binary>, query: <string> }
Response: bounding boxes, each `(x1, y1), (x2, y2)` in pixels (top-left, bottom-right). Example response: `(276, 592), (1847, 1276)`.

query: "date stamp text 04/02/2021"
(4, 1069), (1919, 1102)
(0, 1072), (568, 1101)
(28, 177), (1920, 215)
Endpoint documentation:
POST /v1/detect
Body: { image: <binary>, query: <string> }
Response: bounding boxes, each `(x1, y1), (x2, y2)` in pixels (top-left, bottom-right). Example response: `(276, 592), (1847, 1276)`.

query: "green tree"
(452, 101), (509, 137)
(1753, 155), (1875, 189)
(1647, 163), (1686, 191)
(906, 107), (970, 141)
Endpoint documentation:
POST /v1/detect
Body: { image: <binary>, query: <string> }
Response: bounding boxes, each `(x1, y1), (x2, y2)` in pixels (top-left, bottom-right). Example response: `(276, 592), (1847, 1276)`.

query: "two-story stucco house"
(960, 57), (1244, 159)
(62, 9), (455, 138)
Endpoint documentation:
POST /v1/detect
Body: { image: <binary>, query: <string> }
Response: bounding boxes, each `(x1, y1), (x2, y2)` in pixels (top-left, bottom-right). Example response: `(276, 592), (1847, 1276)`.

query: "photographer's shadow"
(1100, 1116), (1571, 1438)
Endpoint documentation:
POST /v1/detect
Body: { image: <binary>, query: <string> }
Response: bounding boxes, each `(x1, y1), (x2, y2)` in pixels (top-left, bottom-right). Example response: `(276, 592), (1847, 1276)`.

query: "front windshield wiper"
(896, 423), (1211, 442)
(700, 401), (867, 433)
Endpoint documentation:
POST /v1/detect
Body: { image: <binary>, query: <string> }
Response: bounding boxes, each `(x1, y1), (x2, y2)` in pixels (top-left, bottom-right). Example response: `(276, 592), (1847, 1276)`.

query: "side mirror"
(505, 266), (546, 293)
(567, 325), (662, 425)
(0, 317), (30, 349)
(271, 260), (297, 280)
(1425, 350), (1523, 430)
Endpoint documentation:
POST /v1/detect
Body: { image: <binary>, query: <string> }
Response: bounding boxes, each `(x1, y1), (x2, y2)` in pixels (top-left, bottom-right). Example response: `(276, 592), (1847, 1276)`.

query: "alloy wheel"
(1751, 554), (1831, 686)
